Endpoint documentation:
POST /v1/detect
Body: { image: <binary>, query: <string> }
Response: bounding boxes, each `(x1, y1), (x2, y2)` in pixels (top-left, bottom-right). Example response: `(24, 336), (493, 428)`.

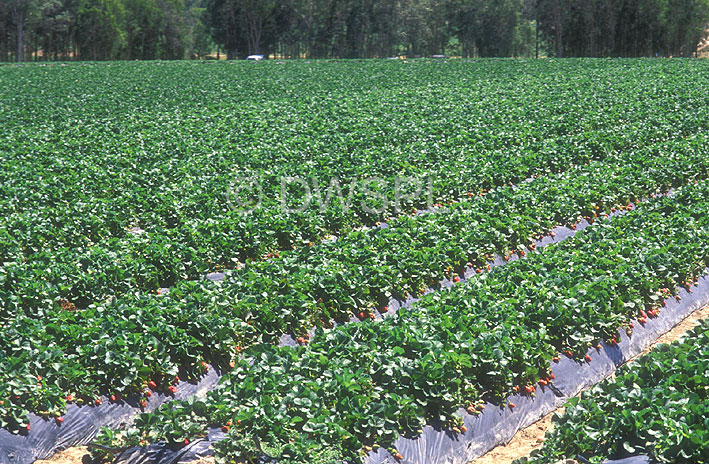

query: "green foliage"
(0, 59), (708, 434)
(94, 181), (709, 462)
(518, 319), (709, 464)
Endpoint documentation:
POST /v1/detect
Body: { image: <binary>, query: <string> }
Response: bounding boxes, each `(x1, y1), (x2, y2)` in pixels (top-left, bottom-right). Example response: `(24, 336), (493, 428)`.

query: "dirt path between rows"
(470, 304), (709, 464)
(36, 305), (709, 464)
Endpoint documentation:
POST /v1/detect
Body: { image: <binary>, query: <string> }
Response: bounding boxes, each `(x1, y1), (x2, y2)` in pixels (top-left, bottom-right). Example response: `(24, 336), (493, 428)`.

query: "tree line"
(1, 0), (708, 61)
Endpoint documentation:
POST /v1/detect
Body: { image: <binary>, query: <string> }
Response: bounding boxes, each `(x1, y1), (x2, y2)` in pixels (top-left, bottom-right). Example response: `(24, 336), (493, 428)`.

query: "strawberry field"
(1, 59), (708, 463)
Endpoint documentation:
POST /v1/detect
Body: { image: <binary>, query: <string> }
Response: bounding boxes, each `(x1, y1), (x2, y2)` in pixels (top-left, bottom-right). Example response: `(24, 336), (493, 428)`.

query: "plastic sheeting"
(0, 369), (221, 464)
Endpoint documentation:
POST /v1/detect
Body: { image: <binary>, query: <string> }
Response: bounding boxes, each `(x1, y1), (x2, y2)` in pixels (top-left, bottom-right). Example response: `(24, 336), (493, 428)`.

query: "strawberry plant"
(92, 180), (709, 463)
(518, 319), (709, 464)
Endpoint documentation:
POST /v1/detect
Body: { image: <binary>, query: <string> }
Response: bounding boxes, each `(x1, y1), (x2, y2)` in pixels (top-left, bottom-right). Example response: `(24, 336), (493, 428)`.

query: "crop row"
(2, 60), (708, 315)
(0, 134), (707, 430)
(519, 318), (709, 464)
(93, 180), (709, 463)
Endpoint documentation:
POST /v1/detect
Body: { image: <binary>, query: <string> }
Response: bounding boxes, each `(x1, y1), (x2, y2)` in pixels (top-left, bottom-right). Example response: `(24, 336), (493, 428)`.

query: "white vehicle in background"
(247, 55), (264, 61)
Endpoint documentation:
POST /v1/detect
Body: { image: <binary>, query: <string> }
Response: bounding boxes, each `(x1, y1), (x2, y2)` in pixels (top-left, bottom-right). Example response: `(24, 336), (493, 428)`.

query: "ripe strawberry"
(570, 224), (576, 230)
(95, 398), (102, 405)
(460, 425), (467, 433)
(65, 394), (74, 402)
(513, 386), (520, 392)
(585, 355), (592, 362)
(25, 424), (31, 432)
(552, 356), (560, 363)
(538, 379), (547, 386)
(55, 417), (64, 424)
(168, 385), (177, 394)
(509, 402), (516, 409)
(476, 268), (482, 274)
(221, 425), (230, 433)
(394, 452), (403, 460)
(453, 276), (460, 282)
(369, 313), (375, 320)
(379, 306), (389, 313)
(148, 381), (157, 389)
(358, 312), (366, 319)
(549, 373), (555, 380)
(297, 336), (306, 344)
(183, 438), (190, 446)
(145, 390), (152, 397)
(140, 399), (147, 408)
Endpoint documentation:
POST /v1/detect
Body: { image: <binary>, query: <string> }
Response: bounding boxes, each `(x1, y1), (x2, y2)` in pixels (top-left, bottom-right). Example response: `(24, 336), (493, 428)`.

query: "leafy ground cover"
(517, 319), (709, 464)
(1, 60), (707, 317)
(1, 59), (708, 459)
(1, 133), (707, 431)
(91, 180), (709, 463)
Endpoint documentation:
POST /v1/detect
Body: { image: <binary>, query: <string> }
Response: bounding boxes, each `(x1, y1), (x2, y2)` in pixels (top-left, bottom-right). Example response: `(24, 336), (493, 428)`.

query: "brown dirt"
(470, 304), (709, 464)
(34, 446), (89, 464)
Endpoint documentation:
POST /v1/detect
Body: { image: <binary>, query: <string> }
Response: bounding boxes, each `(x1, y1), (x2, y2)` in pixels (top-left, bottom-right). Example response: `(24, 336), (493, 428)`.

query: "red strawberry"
(55, 417), (64, 424)
(358, 312), (366, 319)
(549, 373), (555, 380)
(140, 399), (147, 408)
(453, 276), (461, 282)
(394, 452), (403, 460)
(513, 386), (520, 392)
(369, 313), (376, 320)
(145, 390), (152, 397)
(509, 402), (516, 409)
(25, 424), (31, 432)
(95, 398), (102, 405)
(538, 379), (547, 386)
(221, 425), (230, 432)
(65, 394), (74, 402)
(297, 336), (306, 344)
(168, 385), (177, 394)
(476, 268), (482, 274)
(460, 425), (467, 433)
(552, 356), (560, 363)
(585, 355), (592, 362)
(148, 381), (157, 389)
(183, 438), (190, 446)
(173, 376), (180, 383)
(380, 306), (389, 313)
